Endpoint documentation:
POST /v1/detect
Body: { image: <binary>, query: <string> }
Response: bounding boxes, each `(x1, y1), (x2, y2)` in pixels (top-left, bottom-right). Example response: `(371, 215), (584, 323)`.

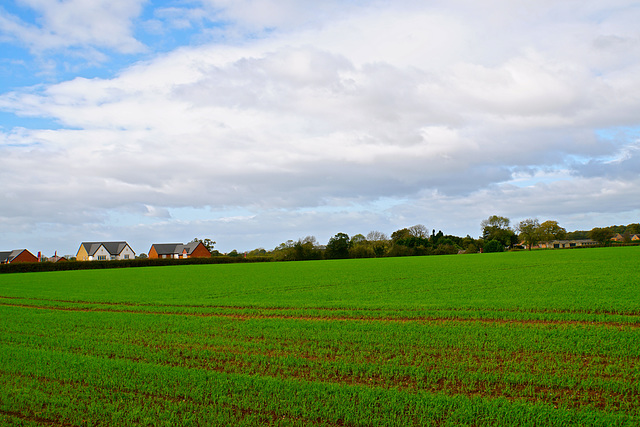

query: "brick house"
(0, 249), (39, 264)
(148, 241), (211, 259)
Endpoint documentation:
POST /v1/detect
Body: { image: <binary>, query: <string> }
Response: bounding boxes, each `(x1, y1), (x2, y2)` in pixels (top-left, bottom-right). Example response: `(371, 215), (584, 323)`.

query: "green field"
(1, 247), (639, 426)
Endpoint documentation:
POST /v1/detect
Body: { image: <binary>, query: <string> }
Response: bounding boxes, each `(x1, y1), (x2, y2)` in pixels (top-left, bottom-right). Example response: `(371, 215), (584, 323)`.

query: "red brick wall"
(148, 246), (159, 259)
(11, 250), (38, 263)
(190, 243), (211, 258)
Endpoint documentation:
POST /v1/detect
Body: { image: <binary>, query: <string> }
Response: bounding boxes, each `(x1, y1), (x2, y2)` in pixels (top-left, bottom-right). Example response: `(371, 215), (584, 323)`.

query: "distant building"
(611, 233), (625, 242)
(76, 242), (136, 261)
(48, 255), (67, 263)
(0, 249), (39, 264)
(539, 239), (598, 249)
(148, 241), (211, 259)
(632, 234), (640, 241)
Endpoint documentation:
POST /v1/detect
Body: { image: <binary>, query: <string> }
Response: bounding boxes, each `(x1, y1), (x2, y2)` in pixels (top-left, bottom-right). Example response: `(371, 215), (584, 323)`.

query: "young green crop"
(1, 247), (639, 425)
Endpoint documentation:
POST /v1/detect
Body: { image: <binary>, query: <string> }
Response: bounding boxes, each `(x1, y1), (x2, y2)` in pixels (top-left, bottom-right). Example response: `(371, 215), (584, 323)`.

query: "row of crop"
(4, 304), (639, 358)
(3, 294), (640, 327)
(3, 328), (636, 413)
(1, 345), (637, 427)
(2, 306), (639, 414)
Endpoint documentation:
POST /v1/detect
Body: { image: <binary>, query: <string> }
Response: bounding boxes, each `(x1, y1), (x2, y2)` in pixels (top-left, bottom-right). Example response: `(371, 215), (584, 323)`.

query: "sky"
(1, 0), (640, 256)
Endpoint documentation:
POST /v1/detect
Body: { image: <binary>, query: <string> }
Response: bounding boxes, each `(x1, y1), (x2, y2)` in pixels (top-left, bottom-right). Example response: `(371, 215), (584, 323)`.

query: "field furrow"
(1, 248), (639, 425)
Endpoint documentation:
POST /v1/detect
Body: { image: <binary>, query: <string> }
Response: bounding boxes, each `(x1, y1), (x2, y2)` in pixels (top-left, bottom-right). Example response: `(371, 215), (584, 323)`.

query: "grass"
(1, 247), (639, 425)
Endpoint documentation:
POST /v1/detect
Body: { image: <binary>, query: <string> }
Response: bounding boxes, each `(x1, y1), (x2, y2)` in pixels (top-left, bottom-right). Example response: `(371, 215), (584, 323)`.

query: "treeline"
(242, 218), (640, 261)
(240, 225), (481, 262)
(567, 224), (640, 242)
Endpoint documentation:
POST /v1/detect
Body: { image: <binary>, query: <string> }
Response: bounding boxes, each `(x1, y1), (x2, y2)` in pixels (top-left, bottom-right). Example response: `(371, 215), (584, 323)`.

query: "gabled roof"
(151, 241), (204, 255)
(80, 242), (134, 256)
(0, 249), (28, 263)
(151, 243), (184, 255)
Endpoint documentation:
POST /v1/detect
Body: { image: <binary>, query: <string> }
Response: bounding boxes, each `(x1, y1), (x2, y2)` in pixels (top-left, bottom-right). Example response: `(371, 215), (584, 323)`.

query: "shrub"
(484, 239), (504, 253)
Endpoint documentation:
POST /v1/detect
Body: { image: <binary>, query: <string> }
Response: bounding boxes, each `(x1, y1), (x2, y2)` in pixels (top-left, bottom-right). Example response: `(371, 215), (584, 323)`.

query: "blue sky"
(1, 0), (640, 256)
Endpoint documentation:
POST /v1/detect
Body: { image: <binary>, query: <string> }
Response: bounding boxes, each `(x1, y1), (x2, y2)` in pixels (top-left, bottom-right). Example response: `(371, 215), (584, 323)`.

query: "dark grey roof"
(181, 241), (202, 254)
(0, 251), (12, 263)
(80, 242), (133, 256)
(151, 242), (204, 255)
(151, 243), (183, 255)
(0, 249), (27, 263)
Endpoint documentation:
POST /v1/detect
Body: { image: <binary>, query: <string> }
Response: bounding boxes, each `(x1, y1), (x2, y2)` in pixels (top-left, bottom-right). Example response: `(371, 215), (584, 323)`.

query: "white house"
(76, 242), (136, 261)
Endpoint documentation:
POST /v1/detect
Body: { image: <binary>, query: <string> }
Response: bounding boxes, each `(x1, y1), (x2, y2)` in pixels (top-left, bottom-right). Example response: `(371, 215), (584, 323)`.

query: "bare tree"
(366, 230), (388, 241)
(408, 224), (429, 238)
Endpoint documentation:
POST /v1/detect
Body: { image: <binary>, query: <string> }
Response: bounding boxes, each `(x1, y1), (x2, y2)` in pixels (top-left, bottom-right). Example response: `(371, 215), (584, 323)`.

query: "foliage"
(0, 256), (270, 274)
(589, 227), (614, 244)
(192, 237), (216, 251)
(539, 220), (567, 241)
(517, 218), (542, 251)
(481, 215), (516, 248)
(483, 239), (504, 253)
(325, 233), (351, 259)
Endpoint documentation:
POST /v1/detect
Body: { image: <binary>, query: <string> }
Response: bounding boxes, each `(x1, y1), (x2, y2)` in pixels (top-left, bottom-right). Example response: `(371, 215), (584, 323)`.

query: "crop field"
(1, 247), (639, 426)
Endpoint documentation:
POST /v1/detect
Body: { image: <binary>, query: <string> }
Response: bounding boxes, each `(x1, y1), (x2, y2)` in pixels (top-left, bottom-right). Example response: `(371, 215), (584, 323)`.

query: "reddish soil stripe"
(1, 295), (639, 317)
(1, 302), (638, 328)
(0, 409), (74, 426)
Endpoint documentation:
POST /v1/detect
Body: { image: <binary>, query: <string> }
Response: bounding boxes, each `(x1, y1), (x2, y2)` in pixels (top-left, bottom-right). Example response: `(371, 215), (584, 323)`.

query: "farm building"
(148, 241), (212, 259)
(76, 242), (136, 261)
(0, 249), (38, 264)
(539, 239), (598, 249)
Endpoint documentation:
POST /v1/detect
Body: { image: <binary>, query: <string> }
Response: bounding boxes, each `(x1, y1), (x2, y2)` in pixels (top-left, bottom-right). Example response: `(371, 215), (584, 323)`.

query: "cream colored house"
(76, 242), (136, 261)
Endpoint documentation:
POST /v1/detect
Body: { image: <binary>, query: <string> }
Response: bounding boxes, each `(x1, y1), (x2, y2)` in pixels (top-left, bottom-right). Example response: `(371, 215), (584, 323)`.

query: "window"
(97, 255), (106, 261)
(124, 255), (130, 259)
(111, 255), (116, 260)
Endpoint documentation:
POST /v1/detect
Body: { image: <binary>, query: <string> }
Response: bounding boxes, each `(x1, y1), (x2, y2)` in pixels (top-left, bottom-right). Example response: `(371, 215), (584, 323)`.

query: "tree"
(350, 234), (367, 246)
(408, 224), (429, 238)
(589, 227), (613, 245)
(366, 231), (388, 241)
(325, 233), (351, 259)
(484, 239), (504, 253)
(480, 215), (515, 248)
(539, 220), (566, 242)
(366, 231), (389, 257)
(192, 238), (216, 251)
(391, 228), (411, 242)
(517, 218), (541, 251)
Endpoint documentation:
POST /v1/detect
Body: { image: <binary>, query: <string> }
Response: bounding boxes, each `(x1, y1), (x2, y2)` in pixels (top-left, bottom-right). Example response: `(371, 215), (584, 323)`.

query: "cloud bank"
(1, 0), (640, 254)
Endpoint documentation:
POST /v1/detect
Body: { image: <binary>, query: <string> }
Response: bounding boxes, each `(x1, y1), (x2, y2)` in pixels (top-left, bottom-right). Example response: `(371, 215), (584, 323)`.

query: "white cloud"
(0, 0), (146, 54)
(2, 1), (640, 254)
